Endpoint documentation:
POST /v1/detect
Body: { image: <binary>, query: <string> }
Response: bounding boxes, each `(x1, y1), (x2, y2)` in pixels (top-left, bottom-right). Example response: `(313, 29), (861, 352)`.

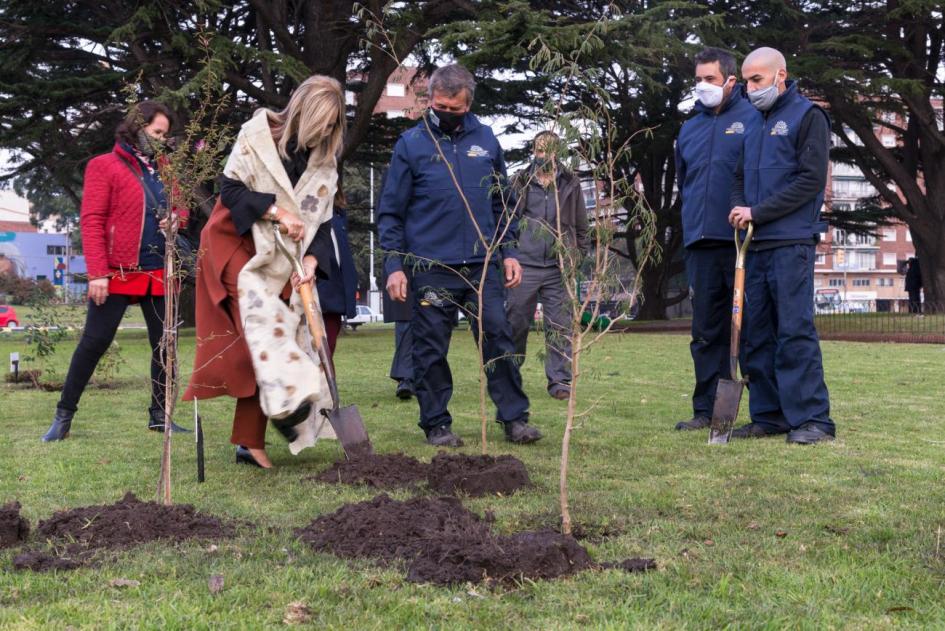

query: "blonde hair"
(262, 75), (346, 165)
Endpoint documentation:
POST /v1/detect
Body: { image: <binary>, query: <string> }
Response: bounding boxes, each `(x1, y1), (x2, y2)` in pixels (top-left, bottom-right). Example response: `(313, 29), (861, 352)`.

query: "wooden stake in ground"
(157, 218), (179, 506)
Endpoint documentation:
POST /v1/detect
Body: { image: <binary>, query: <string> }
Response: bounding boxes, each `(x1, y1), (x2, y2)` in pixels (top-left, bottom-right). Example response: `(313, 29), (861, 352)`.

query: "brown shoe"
(504, 421), (543, 444)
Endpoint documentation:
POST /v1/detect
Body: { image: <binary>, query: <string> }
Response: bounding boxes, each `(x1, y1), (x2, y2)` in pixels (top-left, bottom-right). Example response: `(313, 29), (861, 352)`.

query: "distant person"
(383, 270), (415, 400)
(905, 256), (923, 315)
(674, 47), (761, 431)
(316, 190), (359, 367)
(729, 47), (835, 445)
(506, 130), (589, 401)
(377, 63), (541, 447)
(42, 100), (191, 442)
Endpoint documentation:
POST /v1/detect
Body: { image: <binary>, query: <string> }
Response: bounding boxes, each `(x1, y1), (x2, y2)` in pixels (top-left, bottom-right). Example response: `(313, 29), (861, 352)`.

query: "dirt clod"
(0, 502), (30, 549)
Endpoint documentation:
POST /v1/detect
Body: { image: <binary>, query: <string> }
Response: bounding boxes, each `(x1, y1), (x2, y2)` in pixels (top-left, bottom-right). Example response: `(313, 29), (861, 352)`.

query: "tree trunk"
(909, 222), (945, 309)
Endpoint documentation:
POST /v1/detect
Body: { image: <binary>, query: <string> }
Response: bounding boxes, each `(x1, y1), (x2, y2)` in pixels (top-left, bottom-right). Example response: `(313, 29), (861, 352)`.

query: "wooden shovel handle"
(297, 282), (324, 351)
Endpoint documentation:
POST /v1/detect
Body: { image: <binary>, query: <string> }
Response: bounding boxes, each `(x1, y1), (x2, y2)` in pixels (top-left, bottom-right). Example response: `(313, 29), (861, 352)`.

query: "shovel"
(273, 224), (373, 459)
(708, 222), (754, 445)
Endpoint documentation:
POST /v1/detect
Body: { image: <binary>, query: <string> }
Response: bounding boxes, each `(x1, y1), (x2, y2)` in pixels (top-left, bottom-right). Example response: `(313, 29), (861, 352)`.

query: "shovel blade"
(326, 405), (373, 460)
(708, 379), (744, 445)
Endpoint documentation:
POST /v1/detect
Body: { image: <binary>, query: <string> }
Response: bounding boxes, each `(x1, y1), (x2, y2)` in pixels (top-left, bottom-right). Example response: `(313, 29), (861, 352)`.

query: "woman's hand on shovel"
(292, 255), (318, 290)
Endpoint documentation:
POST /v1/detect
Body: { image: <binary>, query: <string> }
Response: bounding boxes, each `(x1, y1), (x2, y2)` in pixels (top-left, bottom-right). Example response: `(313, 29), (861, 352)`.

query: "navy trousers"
(741, 244), (834, 432)
(410, 264), (530, 432)
(389, 321), (414, 383)
(685, 245), (736, 419)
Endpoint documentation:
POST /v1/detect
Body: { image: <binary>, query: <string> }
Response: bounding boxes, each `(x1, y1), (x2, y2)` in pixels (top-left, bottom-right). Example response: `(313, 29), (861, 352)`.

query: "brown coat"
(183, 197), (259, 401)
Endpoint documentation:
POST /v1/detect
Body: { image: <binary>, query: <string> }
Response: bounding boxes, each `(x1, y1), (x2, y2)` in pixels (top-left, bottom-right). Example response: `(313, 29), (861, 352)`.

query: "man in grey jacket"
(506, 131), (590, 400)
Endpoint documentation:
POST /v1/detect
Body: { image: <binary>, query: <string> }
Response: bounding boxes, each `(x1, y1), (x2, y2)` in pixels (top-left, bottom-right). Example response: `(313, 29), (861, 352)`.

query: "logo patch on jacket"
(467, 145), (490, 158)
(420, 290), (446, 307)
(770, 121), (790, 136)
(724, 122), (745, 135)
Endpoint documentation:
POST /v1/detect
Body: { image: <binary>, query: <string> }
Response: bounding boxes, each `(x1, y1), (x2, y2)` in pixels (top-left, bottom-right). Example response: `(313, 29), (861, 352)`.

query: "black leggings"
(58, 293), (166, 413)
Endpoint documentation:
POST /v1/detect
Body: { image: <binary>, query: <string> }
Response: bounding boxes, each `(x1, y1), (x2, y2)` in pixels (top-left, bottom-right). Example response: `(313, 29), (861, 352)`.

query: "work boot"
(396, 379), (415, 400)
(730, 422), (789, 439)
(675, 416), (711, 431)
(548, 384), (571, 400)
(270, 402), (312, 443)
(426, 425), (463, 448)
(504, 420), (543, 444)
(148, 407), (192, 433)
(786, 423), (836, 445)
(42, 407), (75, 442)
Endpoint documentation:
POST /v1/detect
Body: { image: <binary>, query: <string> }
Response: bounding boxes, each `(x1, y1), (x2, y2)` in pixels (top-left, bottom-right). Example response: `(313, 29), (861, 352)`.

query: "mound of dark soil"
(309, 453), (429, 489)
(0, 502), (30, 548)
(13, 492), (236, 572)
(427, 453), (531, 497)
(296, 494), (646, 586)
(310, 451), (532, 497)
(407, 529), (594, 585)
(296, 494), (491, 565)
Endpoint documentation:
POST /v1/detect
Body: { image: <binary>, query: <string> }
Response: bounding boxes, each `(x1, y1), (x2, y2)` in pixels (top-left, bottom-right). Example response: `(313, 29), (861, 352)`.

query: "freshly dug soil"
(427, 453), (531, 497)
(310, 452), (531, 497)
(296, 494), (640, 586)
(408, 529), (594, 585)
(310, 453), (429, 489)
(296, 494), (492, 565)
(0, 502), (30, 548)
(13, 492), (236, 572)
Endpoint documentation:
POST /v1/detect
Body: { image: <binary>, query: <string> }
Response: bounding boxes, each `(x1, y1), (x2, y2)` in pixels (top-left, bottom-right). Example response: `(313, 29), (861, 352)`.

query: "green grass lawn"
(2, 327), (944, 629)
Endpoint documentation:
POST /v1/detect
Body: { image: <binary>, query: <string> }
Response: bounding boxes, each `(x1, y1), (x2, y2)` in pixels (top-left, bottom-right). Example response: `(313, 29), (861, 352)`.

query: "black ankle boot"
(148, 407), (192, 433)
(42, 408), (75, 442)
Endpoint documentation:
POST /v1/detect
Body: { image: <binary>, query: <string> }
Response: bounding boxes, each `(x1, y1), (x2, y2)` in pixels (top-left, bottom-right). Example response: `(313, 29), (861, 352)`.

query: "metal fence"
(814, 300), (945, 343)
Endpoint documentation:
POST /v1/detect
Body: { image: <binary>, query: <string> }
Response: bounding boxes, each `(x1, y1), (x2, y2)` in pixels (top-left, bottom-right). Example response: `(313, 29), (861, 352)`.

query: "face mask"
(695, 81), (725, 108)
(533, 157), (554, 173)
(748, 74), (783, 112)
(136, 129), (164, 157)
(431, 108), (464, 134)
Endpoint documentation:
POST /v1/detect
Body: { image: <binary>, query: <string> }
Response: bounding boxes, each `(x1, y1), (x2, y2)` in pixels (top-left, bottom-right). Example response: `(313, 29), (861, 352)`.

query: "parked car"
(0, 305), (18, 328)
(344, 305), (381, 330)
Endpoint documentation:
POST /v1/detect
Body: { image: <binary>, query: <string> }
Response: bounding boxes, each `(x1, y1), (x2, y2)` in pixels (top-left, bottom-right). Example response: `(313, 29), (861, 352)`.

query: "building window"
(852, 279), (871, 287)
(46, 245), (66, 255)
(345, 91), (355, 106)
(829, 278), (845, 287)
(906, 231), (912, 242)
(386, 83), (406, 97)
(881, 135), (896, 147)
(883, 252), (897, 266)
(815, 253), (826, 265)
(385, 109), (406, 119)
(883, 228), (896, 241)
(581, 180), (598, 209)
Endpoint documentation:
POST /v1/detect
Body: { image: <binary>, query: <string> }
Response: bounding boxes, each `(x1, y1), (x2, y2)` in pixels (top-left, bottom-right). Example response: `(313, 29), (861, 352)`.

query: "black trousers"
(410, 264), (529, 432)
(58, 293), (166, 414)
(685, 246), (736, 419)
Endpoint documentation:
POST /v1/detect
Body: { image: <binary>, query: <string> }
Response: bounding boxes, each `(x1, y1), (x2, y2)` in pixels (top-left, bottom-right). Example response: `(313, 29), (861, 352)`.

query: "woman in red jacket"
(42, 100), (190, 442)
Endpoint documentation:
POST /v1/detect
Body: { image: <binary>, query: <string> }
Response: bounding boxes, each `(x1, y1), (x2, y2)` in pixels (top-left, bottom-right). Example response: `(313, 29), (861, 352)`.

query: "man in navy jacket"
(378, 64), (542, 448)
(729, 47), (836, 444)
(674, 47), (762, 431)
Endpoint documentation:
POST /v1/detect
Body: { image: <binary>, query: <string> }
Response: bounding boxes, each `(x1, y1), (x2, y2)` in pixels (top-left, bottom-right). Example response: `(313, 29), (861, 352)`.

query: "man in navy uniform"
(378, 63), (542, 448)
(674, 47), (762, 431)
(729, 47), (836, 444)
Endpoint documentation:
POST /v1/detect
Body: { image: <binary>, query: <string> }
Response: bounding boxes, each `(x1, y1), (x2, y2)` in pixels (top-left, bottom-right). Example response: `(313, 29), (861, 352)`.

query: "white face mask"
(695, 81), (725, 108)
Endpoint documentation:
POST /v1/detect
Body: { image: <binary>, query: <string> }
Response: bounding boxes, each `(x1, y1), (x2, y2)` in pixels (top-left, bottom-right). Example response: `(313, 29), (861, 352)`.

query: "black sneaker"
(396, 379), (415, 400)
(730, 422), (789, 439)
(675, 416), (711, 431)
(504, 420), (543, 444)
(786, 423), (836, 445)
(426, 425), (463, 448)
